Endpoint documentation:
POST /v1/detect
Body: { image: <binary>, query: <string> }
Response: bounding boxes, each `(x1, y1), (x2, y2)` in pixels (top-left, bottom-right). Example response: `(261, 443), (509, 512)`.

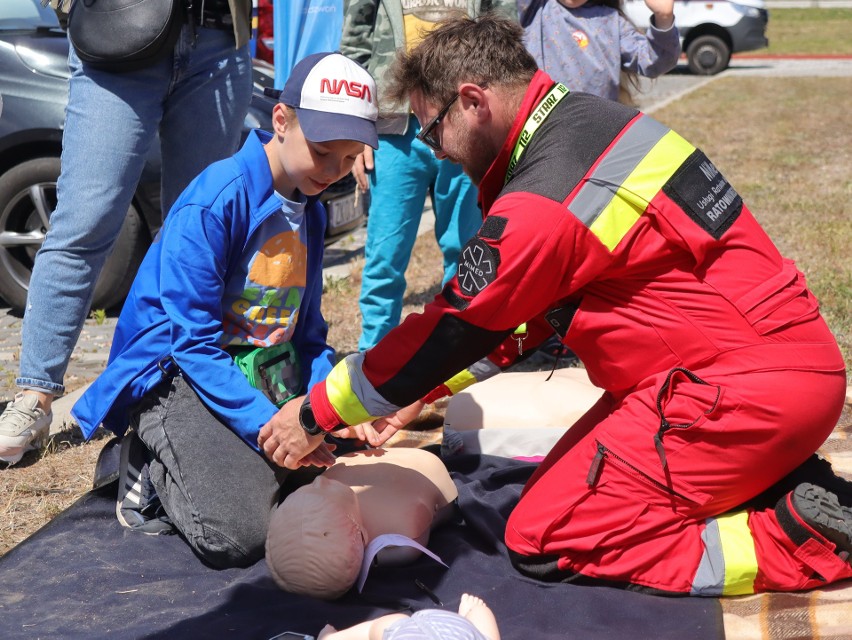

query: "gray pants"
(132, 375), (289, 568)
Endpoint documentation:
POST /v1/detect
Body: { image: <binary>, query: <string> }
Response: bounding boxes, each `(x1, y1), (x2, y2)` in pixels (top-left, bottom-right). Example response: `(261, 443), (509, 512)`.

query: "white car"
(623, 0), (769, 75)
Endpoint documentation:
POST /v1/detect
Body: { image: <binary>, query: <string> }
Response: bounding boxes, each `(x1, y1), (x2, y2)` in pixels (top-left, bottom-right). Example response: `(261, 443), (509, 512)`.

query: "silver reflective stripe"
(343, 352), (404, 417)
(468, 356), (502, 383)
(569, 116), (671, 227)
(691, 518), (725, 596)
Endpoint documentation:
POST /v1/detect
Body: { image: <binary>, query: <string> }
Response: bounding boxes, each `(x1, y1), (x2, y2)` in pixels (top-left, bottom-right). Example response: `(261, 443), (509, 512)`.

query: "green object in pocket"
(232, 342), (301, 407)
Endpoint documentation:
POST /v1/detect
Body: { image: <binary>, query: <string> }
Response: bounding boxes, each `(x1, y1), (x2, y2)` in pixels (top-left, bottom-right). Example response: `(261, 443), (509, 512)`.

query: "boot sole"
(791, 483), (852, 556)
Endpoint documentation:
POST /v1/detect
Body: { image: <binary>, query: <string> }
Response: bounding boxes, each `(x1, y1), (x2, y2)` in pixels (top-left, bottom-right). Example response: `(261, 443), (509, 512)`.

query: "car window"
(0, 0), (61, 30)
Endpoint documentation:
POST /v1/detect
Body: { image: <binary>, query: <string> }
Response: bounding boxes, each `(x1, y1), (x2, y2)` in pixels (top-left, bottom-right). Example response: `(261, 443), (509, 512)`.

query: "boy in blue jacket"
(72, 52), (379, 569)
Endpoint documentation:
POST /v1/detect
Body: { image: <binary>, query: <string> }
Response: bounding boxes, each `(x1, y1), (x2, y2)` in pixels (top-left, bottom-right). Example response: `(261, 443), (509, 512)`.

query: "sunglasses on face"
(416, 93), (459, 152)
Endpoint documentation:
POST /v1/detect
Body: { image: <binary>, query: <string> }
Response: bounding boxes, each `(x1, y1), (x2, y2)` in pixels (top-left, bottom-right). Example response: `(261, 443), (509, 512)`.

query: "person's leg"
(506, 367), (850, 594)
(158, 27), (252, 214)
(133, 376), (287, 568)
(358, 120), (432, 350)
(3, 47), (173, 458)
(429, 153), (482, 287)
(458, 594), (500, 640)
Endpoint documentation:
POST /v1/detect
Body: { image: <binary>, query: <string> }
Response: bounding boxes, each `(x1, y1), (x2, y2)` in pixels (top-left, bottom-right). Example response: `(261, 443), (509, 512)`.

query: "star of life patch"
(457, 238), (500, 297)
(664, 150), (742, 239)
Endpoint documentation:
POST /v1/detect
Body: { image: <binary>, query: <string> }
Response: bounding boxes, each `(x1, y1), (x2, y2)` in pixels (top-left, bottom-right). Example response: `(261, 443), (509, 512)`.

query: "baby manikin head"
(265, 475), (366, 600)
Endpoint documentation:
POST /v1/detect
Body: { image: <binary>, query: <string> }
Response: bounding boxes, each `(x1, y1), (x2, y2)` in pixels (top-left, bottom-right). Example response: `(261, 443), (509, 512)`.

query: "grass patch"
(759, 8), (852, 55)
(653, 76), (852, 368)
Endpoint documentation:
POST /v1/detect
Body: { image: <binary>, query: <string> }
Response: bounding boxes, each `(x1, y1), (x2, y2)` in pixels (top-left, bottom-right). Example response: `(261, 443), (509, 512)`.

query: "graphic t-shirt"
(220, 192), (309, 347)
(402, 0), (470, 52)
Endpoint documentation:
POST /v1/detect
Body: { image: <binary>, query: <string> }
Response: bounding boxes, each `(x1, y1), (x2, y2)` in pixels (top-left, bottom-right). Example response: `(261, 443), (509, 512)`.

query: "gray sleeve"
(619, 13), (682, 78)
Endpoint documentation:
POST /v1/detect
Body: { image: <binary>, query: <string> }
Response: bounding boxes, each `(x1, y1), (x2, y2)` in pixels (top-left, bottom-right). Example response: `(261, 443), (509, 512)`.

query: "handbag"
(231, 342), (302, 408)
(67, 0), (185, 72)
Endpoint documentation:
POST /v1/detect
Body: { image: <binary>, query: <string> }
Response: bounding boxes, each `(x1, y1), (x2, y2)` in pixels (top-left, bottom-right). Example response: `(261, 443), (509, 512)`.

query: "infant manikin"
(265, 447), (458, 599)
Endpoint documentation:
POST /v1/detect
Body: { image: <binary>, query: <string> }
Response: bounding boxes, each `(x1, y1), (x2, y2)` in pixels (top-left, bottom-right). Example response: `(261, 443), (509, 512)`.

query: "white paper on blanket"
(357, 533), (448, 591)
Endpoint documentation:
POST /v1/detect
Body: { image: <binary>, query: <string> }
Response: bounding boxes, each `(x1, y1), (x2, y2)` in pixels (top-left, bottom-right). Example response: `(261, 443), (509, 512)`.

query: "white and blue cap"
(280, 52), (379, 149)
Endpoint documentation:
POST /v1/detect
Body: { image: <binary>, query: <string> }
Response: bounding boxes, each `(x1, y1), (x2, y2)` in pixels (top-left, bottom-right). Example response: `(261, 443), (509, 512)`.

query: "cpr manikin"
(265, 447), (458, 599)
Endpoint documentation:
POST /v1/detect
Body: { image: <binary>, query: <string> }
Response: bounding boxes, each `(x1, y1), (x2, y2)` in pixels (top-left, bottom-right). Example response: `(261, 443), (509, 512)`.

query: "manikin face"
(410, 89), (496, 187)
(267, 104), (364, 199)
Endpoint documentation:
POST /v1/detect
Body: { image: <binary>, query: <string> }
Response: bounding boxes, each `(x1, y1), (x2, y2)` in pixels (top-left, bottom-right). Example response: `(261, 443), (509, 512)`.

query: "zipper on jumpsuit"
(586, 367), (718, 504)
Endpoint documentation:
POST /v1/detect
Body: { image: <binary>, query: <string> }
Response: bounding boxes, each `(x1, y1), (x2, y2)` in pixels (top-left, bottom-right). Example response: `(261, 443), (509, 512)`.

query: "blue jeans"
(133, 375), (289, 568)
(17, 25), (252, 395)
(358, 116), (482, 350)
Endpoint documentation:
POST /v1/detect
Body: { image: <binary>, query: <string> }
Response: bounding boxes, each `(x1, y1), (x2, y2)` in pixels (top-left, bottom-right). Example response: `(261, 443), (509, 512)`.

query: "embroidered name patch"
(457, 238), (500, 296)
(664, 150), (742, 239)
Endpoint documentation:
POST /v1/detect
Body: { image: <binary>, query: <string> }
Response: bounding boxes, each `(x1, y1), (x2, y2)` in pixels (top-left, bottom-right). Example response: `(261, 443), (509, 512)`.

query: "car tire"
(0, 157), (149, 313)
(686, 35), (731, 76)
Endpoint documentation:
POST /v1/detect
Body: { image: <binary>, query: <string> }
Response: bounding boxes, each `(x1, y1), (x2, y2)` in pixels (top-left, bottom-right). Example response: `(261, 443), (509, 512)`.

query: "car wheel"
(686, 35), (731, 76)
(0, 157), (150, 313)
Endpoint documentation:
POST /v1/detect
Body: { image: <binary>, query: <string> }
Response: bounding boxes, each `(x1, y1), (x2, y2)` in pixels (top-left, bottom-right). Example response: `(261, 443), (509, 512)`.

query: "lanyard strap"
(504, 82), (570, 184)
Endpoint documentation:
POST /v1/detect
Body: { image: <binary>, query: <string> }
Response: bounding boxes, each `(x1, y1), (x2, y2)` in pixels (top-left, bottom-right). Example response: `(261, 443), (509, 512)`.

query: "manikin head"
(265, 475), (367, 600)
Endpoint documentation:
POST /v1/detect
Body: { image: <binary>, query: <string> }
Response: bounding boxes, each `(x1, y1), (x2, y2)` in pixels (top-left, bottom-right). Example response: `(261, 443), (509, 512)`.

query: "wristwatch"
(298, 395), (324, 436)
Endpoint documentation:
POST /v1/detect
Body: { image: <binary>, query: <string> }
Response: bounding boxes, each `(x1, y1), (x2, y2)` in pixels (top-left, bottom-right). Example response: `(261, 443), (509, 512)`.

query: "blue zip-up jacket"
(72, 130), (335, 450)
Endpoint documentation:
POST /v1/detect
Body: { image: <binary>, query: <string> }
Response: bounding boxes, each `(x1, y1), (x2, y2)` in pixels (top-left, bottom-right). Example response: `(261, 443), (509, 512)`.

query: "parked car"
(0, 0), (365, 313)
(623, 0), (769, 75)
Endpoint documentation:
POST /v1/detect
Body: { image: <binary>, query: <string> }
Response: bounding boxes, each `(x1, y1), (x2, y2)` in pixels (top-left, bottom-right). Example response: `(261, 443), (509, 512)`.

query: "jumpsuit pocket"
(587, 439), (711, 509)
(652, 367), (724, 469)
(734, 259), (820, 335)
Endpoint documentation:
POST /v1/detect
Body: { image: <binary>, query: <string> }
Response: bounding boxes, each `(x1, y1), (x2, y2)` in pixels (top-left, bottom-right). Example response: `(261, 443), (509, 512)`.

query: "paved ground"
(2, 56), (851, 427)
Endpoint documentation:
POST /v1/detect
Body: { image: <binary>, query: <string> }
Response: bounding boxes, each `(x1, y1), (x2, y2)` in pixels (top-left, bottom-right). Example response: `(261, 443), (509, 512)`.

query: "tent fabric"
(0, 453), (723, 640)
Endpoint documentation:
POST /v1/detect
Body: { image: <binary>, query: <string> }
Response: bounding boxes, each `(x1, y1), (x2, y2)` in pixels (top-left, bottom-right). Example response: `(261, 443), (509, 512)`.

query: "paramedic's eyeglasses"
(416, 93), (459, 152)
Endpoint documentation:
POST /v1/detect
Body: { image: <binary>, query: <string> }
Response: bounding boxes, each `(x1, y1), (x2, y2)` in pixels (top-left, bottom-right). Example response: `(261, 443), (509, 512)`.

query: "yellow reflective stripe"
(717, 511), (758, 596)
(590, 130), (695, 251)
(445, 369), (478, 396)
(325, 360), (373, 425)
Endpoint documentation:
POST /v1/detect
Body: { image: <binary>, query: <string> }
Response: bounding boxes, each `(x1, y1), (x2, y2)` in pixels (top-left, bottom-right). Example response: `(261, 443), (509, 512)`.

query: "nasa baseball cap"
(279, 52), (379, 149)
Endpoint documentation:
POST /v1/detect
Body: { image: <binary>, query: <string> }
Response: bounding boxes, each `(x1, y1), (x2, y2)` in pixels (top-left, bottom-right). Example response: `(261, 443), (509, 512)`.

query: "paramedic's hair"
(386, 14), (538, 108)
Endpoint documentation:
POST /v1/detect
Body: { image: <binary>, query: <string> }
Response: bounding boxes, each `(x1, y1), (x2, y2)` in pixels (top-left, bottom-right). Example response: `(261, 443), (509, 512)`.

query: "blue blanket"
(0, 454), (723, 639)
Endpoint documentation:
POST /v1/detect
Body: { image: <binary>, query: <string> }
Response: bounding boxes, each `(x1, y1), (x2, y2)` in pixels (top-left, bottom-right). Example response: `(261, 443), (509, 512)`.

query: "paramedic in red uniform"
(258, 15), (852, 595)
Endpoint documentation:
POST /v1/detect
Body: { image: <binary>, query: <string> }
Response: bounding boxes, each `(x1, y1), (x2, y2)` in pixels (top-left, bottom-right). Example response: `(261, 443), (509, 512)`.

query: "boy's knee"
(189, 526), (266, 569)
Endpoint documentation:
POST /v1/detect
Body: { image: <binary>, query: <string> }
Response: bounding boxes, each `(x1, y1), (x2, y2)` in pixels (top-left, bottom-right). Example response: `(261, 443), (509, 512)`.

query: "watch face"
(299, 404), (322, 435)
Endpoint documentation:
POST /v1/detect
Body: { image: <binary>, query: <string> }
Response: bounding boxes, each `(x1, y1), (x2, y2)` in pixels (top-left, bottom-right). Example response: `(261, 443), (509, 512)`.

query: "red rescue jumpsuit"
(308, 72), (849, 595)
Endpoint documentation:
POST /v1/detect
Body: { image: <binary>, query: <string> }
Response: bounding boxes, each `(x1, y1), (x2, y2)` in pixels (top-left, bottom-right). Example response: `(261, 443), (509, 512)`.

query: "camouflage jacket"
(340, 0), (518, 135)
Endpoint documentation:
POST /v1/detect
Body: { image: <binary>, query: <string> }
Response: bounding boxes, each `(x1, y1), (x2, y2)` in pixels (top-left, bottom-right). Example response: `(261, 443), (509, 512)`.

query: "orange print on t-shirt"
(248, 231), (307, 288)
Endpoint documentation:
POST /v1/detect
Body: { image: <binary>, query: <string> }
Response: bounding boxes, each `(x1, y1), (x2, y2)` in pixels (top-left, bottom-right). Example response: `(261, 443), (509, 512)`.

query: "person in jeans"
(0, 0), (253, 465)
(72, 53), (384, 568)
(340, 0), (516, 352)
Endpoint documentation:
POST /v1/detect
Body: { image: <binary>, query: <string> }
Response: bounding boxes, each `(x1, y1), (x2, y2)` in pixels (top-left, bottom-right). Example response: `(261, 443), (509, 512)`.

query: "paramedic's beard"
(449, 121), (493, 187)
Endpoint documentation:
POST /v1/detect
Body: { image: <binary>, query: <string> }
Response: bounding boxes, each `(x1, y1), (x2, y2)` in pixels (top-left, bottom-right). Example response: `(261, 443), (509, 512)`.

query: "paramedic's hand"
(330, 419), (395, 448)
(351, 145), (374, 192)
(258, 396), (336, 470)
(645, 0), (674, 29)
(331, 400), (426, 446)
(374, 400), (426, 433)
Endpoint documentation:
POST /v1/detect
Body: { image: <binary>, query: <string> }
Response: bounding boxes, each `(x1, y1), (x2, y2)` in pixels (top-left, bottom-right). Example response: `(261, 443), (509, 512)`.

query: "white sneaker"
(0, 393), (53, 465)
